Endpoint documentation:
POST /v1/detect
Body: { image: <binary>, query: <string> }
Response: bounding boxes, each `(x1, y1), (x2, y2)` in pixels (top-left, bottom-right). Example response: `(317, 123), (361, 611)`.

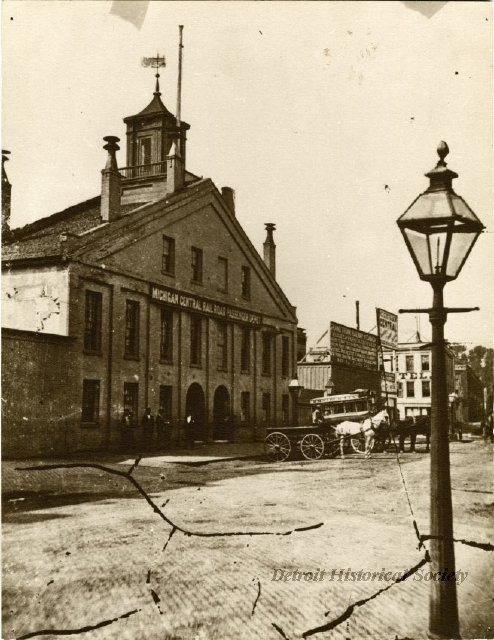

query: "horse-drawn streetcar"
(265, 390), (390, 461)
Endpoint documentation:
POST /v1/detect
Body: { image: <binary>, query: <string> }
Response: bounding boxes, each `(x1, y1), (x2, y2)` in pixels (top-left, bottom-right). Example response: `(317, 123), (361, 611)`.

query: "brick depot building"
(1, 82), (299, 457)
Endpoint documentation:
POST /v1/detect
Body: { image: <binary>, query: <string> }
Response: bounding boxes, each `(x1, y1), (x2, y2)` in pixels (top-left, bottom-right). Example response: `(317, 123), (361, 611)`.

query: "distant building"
(454, 363), (485, 423)
(1, 73), (301, 457)
(297, 322), (382, 407)
(393, 339), (455, 420)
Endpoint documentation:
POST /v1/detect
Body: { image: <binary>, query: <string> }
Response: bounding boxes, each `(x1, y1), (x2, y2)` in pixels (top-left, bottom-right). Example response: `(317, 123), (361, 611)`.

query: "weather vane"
(141, 52), (166, 95)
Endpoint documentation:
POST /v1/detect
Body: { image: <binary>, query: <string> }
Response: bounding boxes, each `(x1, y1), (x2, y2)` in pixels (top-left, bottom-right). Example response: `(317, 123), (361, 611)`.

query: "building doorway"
(185, 383), (206, 443)
(213, 385), (232, 441)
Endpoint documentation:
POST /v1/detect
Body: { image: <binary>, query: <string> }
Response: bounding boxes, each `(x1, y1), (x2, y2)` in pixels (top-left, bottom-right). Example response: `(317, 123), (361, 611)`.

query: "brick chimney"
(221, 187), (235, 216)
(2, 150), (12, 237)
(101, 136), (121, 222)
(166, 135), (184, 193)
(263, 223), (276, 278)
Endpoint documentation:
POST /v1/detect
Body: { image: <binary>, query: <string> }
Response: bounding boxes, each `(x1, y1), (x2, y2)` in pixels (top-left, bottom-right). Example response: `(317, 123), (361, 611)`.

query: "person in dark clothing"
(312, 407), (322, 425)
(155, 408), (170, 450)
(121, 408), (134, 451)
(185, 414), (195, 449)
(142, 407), (154, 451)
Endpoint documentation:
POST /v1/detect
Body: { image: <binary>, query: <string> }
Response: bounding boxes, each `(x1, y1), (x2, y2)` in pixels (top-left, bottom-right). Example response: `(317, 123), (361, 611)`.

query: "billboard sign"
(376, 308), (398, 349)
(329, 322), (379, 371)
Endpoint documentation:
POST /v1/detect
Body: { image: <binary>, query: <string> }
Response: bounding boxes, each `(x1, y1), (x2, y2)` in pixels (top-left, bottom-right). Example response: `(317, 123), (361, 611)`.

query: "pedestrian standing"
(142, 407), (155, 451)
(155, 408), (168, 451)
(185, 414), (195, 449)
(121, 408), (134, 451)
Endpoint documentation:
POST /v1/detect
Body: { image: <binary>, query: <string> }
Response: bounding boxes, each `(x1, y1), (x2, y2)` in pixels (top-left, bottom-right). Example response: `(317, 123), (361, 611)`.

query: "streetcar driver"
(312, 406), (323, 425)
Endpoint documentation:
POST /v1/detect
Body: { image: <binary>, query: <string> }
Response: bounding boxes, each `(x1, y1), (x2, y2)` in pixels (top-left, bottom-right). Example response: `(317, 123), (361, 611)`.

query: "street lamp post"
(396, 142), (484, 639)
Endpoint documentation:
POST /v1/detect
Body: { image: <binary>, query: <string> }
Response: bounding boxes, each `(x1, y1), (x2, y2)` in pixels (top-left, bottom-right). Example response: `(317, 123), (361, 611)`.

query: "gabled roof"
(2, 178), (297, 322)
(2, 197), (143, 263)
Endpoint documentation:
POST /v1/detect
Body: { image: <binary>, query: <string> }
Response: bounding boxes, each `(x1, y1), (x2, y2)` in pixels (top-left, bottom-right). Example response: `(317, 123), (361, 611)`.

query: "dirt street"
(2, 439), (493, 639)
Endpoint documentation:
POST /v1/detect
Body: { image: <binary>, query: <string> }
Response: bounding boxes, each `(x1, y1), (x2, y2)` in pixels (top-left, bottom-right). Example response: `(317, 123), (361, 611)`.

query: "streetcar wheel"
(265, 432), (291, 461)
(300, 433), (324, 460)
(351, 435), (375, 455)
(380, 434), (391, 452)
(351, 435), (366, 454)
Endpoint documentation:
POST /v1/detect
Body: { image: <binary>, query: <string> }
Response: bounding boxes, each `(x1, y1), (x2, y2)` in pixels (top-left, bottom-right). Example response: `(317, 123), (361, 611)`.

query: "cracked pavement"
(2, 440), (493, 639)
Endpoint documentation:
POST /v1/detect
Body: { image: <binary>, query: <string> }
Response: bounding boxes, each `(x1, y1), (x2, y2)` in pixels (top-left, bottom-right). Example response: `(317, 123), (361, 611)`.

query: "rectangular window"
(139, 137), (152, 165)
(162, 236), (175, 274)
(240, 327), (251, 372)
(81, 379), (100, 424)
(398, 383), (404, 398)
(124, 300), (140, 357)
(241, 266), (251, 299)
(84, 290), (102, 352)
(262, 333), (272, 375)
(217, 321), (228, 371)
(262, 392), (271, 425)
(405, 355), (414, 372)
(281, 336), (290, 378)
(191, 247), (203, 283)
(159, 385), (173, 420)
(190, 315), (202, 366)
(421, 354), (430, 372)
(218, 257), (228, 293)
(282, 394), (290, 425)
(406, 381), (415, 397)
(422, 380), (431, 398)
(160, 307), (173, 361)
(123, 382), (139, 425)
(240, 391), (251, 423)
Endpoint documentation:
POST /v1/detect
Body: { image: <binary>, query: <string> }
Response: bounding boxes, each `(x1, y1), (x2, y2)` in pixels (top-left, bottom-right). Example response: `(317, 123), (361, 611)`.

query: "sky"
(2, 1), (493, 349)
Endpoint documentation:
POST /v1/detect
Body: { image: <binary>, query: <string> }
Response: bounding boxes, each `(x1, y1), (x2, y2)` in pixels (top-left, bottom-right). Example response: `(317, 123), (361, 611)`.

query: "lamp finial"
(437, 141), (449, 166)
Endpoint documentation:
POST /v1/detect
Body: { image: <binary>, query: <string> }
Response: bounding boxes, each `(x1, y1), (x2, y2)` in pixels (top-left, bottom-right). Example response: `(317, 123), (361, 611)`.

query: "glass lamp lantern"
(288, 378), (303, 399)
(397, 142), (484, 283)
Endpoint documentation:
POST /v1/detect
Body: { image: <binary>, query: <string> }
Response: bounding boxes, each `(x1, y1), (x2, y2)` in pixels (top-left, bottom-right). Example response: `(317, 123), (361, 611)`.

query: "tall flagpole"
(174, 25), (184, 159)
(176, 25), (184, 127)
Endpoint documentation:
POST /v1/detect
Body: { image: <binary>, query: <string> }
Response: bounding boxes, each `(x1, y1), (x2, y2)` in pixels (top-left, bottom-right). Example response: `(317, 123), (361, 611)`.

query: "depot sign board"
(150, 284), (262, 327)
(329, 322), (379, 371)
(376, 308), (398, 349)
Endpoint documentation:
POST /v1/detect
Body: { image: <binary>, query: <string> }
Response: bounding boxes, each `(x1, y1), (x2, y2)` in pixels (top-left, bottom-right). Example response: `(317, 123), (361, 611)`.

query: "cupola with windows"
(119, 32), (199, 204)
(121, 86), (189, 181)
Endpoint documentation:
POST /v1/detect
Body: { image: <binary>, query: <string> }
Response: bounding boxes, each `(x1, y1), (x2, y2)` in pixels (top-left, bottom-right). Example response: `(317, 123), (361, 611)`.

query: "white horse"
(335, 409), (389, 459)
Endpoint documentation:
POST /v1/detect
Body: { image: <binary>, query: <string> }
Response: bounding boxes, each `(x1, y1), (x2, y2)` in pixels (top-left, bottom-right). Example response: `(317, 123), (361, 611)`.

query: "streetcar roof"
(310, 392), (371, 405)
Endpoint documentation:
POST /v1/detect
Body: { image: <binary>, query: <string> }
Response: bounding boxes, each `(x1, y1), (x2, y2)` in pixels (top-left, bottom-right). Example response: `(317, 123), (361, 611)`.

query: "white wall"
(2, 268), (69, 335)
